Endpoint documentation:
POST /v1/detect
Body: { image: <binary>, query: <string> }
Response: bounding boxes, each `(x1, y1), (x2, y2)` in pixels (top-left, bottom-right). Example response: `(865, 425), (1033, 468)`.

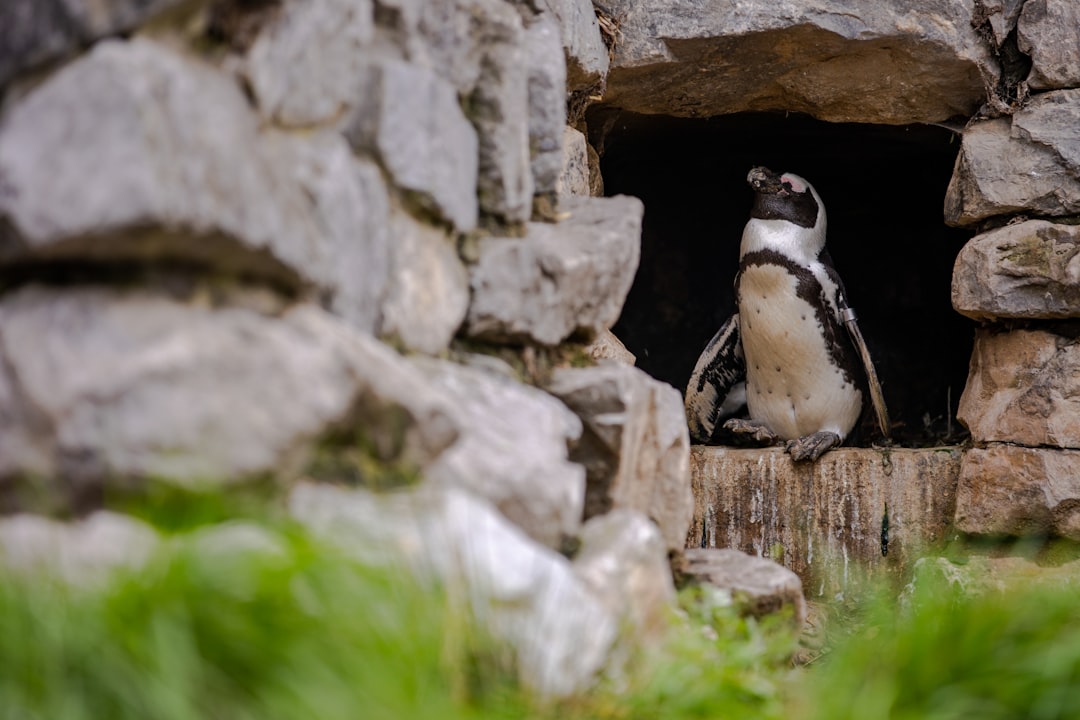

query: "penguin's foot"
(785, 432), (842, 462)
(722, 418), (780, 446)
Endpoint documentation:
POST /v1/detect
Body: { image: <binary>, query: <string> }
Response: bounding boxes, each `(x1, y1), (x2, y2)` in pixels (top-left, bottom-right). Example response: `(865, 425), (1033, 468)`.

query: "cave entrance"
(589, 110), (973, 447)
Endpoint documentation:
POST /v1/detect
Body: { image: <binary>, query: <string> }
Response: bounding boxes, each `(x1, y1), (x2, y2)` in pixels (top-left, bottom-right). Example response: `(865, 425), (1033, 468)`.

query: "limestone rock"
(379, 208), (469, 354)
(465, 194), (643, 345)
(976, 0), (1026, 48)
(546, 364), (692, 552)
(525, 15), (569, 201)
(958, 328), (1080, 450)
(598, 0), (993, 124)
(945, 90), (1080, 226)
(584, 329), (636, 365)
(1017, 0), (1080, 90)
(410, 357), (585, 548)
(0, 0), (185, 87)
(0, 39), (393, 333)
(557, 125), (591, 197)
(952, 221), (1080, 321)
(573, 510), (677, 646)
(955, 445), (1080, 540)
(0, 512), (158, 585)
(681, 548), (806, 627)
(911, 555), (1080, 597)
(539, 0), (610, 93)
(0, 285), (457, 490)
(243, 0), (375, 127)
(690, 447), (961, 595)
(289, 482), (617, 697)
(344, 59), (479, 232)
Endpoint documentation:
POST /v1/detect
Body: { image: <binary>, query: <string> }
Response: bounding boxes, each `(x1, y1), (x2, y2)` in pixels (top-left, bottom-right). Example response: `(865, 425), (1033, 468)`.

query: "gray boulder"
(344, 58), (479, 232)
(945, 90), (1080, 226)
(952, 220), (1080, 321)
(546, 364), (692, 552)
(597, 0), (993, 124)
(289, 482), (616, 697)
(0, 285), (457, 487)
(558, 125), (591, 197)
(681, 548), (806, 628)
(1017, 0), (1080, 90)
(584, 329), (637, 365)
(955, 445), (1080, 540)
(410, 357), (586, 548)
(537, 0), (610, 93)
(958, 328), (1080, 450)
(465, 194), (643, 345)
(525, 15), (569, 202)
(379, 207), (469, 354)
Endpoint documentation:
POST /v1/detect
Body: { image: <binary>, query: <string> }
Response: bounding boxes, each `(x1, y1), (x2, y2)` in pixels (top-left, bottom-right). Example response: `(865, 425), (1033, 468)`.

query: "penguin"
(685, 166), (889, 461)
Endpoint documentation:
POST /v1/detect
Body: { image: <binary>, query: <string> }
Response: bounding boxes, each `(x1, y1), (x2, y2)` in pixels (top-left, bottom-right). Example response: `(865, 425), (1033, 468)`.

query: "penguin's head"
(746, 166), (824, 233)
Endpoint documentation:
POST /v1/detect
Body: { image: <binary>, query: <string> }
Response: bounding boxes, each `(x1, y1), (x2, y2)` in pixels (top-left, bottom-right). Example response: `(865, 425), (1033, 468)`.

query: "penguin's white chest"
(738, 263), (862, 440)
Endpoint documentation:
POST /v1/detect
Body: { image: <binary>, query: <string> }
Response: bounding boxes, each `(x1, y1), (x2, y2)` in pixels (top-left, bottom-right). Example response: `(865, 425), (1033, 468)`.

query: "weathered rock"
(410, 357), (585, 548)
(958, 328), (1080, 449)
(557, 125), (591, 196)
(690, 446), (962, 595)
(0, 512), (158, 585)
(0, 39), (393, 333)
(289, 482), (616, 697)
(945, 90), (1080, 226)
(976, 0), (1026, 48)
(525, 15), (569, 201)
(243, 0), (375, 127)
(0, 285), (457, 489)
(952, 221), (1080, 321)
(344, 58), (479, 232)
(379, 208), (469, 354)
(681, 548), (806, 627)
(584, 329), (636, 365)
(1017, 0), (1080, 90)
(911, 555), (1080, 597)
(546, 364), (692, 552)
(0, 0), (185, 87)
(573, 510), (676, 646)
(597, 0), (993, 124)
(465, 194), (643, 345)
(955, 444), (1080, 540)
(538, 0), (610, 93)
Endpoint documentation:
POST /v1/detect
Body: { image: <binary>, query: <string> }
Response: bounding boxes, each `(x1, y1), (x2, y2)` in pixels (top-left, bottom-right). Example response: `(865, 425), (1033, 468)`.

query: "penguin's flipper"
(840, 307), (891, 439)
(685, 313), (746, 443)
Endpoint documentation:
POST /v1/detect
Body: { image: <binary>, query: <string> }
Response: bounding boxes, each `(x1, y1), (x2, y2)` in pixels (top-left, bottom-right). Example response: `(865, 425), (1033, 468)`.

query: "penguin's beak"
(747, 166), (785, 194)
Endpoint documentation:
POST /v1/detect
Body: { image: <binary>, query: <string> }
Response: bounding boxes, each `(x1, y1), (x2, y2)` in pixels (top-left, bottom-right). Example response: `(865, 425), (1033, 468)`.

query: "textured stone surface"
(911, 555), (1080, 596)
(540, 0), (610, 92)
(546, 364), (692, 552)
(681, 548), (806, 627)
(465, 194), (643, 345)
(0, 39), (393, 333)
(955, 445), (1080, 540)
(0, 286), (457, 489)
(977, 0), (1026, 47)
(289, 482), (616, 697)
(243, 0), (375, 127)
(410, 357), (585, 548)
(557, 125), (591, 196)
(597, 0), (992, 124)
(379, 208), (469, 354)
(690, 446), (961, 595)
(584, 329), (636, 365)
(0, 512), (158, 585)
(958, 328), (1080, 449)
(952, 221), (1080, 321)
(573, 510), (676, 646)
(945, 90), (1080, 226)
(345, 59), (479, 232)
(1017, 0), (1080, 90)
(0, 0), (185, 87)
(525, 15), (569, 201)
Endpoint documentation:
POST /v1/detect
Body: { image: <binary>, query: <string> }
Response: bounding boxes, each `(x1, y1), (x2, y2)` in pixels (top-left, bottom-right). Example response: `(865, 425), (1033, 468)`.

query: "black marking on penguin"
(736, 248), (860, 387)
(748, 168), (819, 228)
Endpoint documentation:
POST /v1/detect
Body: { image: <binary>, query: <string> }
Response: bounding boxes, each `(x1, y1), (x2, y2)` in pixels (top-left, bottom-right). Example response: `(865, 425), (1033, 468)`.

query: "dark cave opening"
(589, 110), (975, 446)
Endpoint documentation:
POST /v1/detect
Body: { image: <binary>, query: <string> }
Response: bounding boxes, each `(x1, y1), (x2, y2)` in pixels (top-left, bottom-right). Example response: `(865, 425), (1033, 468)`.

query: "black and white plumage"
(685, 167), (889, 461)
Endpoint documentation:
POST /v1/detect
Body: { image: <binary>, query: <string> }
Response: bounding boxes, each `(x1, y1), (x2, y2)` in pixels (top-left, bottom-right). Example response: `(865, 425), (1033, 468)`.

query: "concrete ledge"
(688, 446), (961, 596)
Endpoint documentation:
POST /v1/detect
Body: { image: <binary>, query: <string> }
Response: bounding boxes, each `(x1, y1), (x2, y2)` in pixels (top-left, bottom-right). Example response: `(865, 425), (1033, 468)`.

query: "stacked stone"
(0, 0), (701, 697)
(945, 0), (1080, 542)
